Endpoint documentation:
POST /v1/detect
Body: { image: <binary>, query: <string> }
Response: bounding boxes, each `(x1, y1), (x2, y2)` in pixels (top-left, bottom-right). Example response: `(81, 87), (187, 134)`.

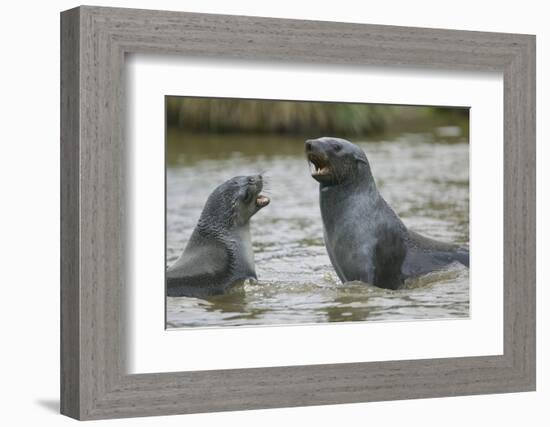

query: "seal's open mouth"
(308, 152), (331, 177)
(256, 195), (270, 208)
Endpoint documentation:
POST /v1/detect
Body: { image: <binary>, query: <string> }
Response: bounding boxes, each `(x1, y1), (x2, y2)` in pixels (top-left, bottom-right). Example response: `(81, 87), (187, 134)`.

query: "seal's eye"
(332, 144), (342, 152)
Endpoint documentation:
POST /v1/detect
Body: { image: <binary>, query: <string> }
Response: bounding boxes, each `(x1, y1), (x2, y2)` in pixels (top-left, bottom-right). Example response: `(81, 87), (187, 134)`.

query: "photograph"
(165, 96), (470, 328)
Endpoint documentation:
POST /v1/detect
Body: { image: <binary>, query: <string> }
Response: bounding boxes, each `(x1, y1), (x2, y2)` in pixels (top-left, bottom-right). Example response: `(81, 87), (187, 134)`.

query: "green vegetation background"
(166, 96), (469, 137)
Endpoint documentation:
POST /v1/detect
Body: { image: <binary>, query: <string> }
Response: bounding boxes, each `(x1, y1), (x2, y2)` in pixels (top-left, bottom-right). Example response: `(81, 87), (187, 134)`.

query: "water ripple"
(166, 135), (469, 328)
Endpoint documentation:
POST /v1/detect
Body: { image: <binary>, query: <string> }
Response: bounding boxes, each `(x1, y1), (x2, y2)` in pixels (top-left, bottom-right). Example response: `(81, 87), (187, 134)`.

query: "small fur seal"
(305, 137), (469, 290)
(166, 175), (270, 298)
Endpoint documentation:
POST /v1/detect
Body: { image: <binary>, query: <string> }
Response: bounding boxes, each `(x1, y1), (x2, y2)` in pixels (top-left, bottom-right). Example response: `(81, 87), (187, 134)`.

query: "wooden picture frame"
(60, 5), (536, 420)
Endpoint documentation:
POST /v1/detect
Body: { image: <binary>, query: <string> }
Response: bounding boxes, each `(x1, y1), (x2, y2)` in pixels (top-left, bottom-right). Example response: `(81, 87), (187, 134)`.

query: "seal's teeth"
(309, 162), (318, 175)
(309, 159), (330, 176)
(313, 166), (329, 175)
(255, 195), (270, 207)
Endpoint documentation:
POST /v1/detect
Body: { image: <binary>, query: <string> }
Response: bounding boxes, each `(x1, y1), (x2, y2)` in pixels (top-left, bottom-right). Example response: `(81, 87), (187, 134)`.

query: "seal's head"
(199, 175), (270, 230)
(305, 137), (372, 186)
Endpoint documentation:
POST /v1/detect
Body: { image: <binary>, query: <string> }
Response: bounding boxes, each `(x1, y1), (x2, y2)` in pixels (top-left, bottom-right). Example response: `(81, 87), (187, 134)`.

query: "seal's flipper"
(166, 239), (233, 297)
(402, 230), (470, 278)
(406, 230), (458, 252)
(167, 241), (228, 279)
(372, 225), (407, 290)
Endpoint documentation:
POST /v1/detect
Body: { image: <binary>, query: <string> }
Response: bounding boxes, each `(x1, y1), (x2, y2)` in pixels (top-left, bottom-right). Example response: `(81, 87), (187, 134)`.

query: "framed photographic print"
(61, 5), (535, 420)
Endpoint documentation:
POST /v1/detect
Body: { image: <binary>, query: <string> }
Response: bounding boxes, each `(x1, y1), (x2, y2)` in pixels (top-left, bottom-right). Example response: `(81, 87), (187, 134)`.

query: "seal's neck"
(197, 216), (251, 241)
(188, 221), (256, 279)
(228, 223), (252, 243)
(227, 224), (256, 277)
(320, 167), (378, 196)
(319, 171), (380, 235)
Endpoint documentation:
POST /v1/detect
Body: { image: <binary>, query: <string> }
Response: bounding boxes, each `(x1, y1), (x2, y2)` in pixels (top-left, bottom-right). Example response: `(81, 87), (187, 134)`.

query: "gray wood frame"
(60, 5), (536, 420)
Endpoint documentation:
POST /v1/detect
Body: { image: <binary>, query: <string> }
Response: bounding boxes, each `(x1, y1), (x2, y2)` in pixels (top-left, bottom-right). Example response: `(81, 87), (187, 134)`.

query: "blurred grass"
(166, 96), (469, 137)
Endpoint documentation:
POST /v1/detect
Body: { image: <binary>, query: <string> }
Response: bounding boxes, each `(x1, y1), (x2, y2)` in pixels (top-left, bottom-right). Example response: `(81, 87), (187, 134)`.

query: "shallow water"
(166, 130), (469, 328)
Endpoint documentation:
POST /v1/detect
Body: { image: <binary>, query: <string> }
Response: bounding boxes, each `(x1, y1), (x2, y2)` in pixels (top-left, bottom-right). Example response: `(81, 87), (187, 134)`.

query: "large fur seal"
(166, 175), (270, 298)
(305, 137), (469, 290)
